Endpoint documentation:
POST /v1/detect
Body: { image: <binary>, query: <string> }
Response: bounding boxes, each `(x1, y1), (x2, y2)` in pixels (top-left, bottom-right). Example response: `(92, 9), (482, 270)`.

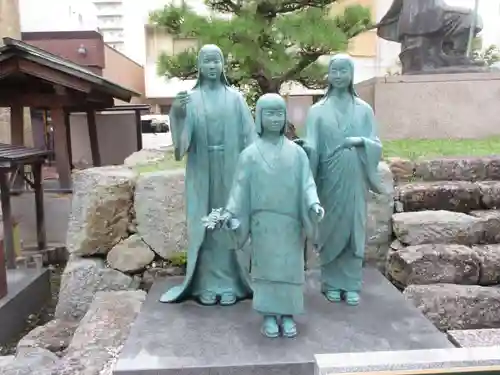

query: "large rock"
(477, 181), (500, 209)
(0, 348), (58, 375)
(66, 167), (136, 256)
(124, 148), (168, 167)
(51, 291), (146, 375)
(404, 283), (500, 330)
(135, 169), (187, 260)
(387, 244), (481, 288)
(392, 210), (484, 246)
(470, 210), (500, 243)
(106, 234), (155, 274)
(365, 162), (394, 268)
(387, 157), (414, 182)
(395, 181), (481, 212)
(17, 319), (79, 355)
(472, 244), (500, 286)
(55, 257), (139, 321)
(413, 157), (500, 182)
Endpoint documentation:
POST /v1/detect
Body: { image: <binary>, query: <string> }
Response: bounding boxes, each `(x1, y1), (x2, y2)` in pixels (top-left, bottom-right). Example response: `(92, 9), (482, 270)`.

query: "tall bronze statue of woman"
(300, 54), (384, 306)
(160, 44), (255, 306)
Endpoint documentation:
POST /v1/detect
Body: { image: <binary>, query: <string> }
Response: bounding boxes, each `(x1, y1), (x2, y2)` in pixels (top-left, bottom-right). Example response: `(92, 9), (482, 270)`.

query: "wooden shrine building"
(0, 37), (141, 189)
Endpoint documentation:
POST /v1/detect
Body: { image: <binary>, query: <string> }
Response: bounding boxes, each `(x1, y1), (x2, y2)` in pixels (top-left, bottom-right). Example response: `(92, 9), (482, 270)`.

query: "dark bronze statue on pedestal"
(377, 0), (486, 74)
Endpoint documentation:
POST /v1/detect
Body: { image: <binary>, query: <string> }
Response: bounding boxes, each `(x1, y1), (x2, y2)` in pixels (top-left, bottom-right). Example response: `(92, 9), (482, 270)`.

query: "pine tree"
(149, 0), (372, 136)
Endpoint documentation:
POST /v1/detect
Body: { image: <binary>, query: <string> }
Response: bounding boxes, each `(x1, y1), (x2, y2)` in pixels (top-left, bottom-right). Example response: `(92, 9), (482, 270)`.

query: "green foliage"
(383, 137), (500, 161)
(149, 0), (373, 100)
(168, 251), (188, 267)
(472, 44), (500, 67)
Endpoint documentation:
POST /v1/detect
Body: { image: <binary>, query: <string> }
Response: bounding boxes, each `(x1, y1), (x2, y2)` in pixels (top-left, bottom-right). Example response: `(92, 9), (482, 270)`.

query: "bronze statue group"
(159, 44), (384, 339)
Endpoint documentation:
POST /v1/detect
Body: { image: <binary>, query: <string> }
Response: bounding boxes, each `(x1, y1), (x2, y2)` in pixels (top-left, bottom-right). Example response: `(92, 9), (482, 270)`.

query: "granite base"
(114, 268), (452, 375)
(0, 268), (51, 345)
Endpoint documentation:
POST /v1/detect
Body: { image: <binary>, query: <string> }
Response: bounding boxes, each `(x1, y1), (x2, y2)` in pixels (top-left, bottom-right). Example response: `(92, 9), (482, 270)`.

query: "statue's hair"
(193, 44), (231, 88)
(320, 53), (358, 102)
(255, 93), (288, 136)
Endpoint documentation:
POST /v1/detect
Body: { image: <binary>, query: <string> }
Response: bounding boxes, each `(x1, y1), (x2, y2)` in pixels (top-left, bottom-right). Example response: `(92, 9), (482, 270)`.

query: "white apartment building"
(92, 0), (125, 52)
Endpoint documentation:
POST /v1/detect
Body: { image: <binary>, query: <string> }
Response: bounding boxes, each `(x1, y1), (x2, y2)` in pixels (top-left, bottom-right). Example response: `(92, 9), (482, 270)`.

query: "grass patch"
(383, 137), (500, 160)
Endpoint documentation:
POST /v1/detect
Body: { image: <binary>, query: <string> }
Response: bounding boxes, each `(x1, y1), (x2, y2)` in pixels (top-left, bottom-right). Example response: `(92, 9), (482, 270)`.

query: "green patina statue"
(206, 93), (324, 338)
(300, 54), (383, 306)
(159, 44), (255, 306)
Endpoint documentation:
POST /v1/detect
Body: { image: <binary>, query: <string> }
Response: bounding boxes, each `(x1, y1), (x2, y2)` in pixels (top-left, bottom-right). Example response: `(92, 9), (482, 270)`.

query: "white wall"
(70, 112), (138, 166)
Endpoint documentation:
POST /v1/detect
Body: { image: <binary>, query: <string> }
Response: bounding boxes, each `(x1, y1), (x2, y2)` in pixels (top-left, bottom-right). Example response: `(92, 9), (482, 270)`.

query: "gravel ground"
(0, 263), (64, 356)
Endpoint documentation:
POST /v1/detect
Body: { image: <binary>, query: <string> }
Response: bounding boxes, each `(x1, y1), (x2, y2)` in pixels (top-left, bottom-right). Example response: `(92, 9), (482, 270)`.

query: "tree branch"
(206, 0), (241, 14)
(279, 50), (323, 82)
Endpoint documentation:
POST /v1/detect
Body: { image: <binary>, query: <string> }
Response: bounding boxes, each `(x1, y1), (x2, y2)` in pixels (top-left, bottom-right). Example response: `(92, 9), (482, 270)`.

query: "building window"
(94, 2), (122, 14)
(98, 15), (123, 27)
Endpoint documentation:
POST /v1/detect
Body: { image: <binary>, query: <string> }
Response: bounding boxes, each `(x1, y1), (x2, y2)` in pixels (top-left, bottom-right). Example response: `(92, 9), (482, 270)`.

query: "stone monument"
(377, 0), (485, 74)
(159, 44), (255, 306)
(297, 54), (384, 306)
(204, 93), (324, 338)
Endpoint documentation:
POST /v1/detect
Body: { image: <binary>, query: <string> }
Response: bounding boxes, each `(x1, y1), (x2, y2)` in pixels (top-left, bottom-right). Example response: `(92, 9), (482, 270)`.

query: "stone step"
(395, 180), (500, 213)
(392, 210), (489, 246)
(388, 156), (500, 182)
(448, 328), (500, 347)
(404, 283), (500, 331)
(387, 243), (500, 288)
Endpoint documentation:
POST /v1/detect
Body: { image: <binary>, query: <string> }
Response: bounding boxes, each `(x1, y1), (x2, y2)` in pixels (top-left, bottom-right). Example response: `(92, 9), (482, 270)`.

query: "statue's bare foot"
(198, 291), (217, 305)
(219, 291), (237, 306)
(325, 289), (342, 302)
(281, 315), (297, 338)
(261, 316), (279, 338)
(345, 291), (360, 306)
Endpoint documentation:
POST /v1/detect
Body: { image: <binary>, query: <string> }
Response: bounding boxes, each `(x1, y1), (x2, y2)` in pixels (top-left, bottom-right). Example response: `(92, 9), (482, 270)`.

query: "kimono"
(226, 138), (320, 315)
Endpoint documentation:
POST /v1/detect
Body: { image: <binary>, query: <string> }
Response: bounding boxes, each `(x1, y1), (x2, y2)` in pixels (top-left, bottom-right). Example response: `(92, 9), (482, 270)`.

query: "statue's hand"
(343, 137), (364, 148)
(172, 91), (190, 118)
(310, 203), (325, 222)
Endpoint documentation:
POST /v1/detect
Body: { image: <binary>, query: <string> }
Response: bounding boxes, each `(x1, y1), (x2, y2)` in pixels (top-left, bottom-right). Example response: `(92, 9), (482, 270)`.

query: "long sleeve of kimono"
(225, 152), (251, 249)
(359, 106), (384, 194)
(300, 148), (321, 241)
(303, 108), (320, 180)
(237, 93), (257, 148)
(169, 106), (193, 161)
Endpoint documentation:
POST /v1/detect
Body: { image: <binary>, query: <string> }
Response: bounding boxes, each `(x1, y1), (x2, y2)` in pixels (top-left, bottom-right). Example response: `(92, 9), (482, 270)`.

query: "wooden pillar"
(0, 169), (15, 269)
(32, 162), (46, 251)
(51, 108), (71, 190)
(86, 110), (101, 167)
(135, 109), (143, 151)
(10, 105), (24, 146)
(64, 111), (73, 169)
(10, 105), (24, 190)
(0, 238), (7, 298)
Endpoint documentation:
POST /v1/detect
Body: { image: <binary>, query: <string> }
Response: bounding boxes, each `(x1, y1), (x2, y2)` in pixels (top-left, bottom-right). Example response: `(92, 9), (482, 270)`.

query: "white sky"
(445, 0), (500, 47)
(18, 0), (500, 49)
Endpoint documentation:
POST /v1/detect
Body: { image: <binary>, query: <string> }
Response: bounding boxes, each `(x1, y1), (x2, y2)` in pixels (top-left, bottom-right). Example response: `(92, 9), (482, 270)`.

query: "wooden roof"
(0, 37), (140, 109)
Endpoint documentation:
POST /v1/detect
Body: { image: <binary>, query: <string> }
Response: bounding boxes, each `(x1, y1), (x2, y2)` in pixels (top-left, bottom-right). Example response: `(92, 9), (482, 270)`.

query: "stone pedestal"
(114, 268), (452, 375)
(355, 72), (500, 140)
